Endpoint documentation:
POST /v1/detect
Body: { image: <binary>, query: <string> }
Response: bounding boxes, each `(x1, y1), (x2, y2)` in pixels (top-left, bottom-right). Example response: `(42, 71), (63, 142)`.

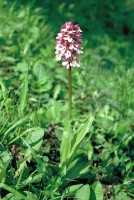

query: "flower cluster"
(55, 21), (83, 69)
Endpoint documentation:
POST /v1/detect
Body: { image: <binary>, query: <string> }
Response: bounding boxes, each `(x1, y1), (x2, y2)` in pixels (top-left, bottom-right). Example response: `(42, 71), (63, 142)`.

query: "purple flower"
(55, 22), (83, 69)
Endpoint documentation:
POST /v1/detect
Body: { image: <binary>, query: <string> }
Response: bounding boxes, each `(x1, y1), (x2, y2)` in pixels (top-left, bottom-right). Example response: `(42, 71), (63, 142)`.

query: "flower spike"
(55, 21), (83, 69)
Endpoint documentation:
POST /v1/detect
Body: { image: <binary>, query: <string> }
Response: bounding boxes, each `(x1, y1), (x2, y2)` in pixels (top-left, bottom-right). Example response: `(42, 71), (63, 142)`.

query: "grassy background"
(0, 0), (134, 199)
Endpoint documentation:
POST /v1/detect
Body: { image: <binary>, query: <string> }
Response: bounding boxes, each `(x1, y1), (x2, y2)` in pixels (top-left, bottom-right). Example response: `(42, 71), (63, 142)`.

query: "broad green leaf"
(67, 115), (94, 166)
(45, 100), (62, 123)
(66, 156), (89, 183)
(65, 184), (83, 196)
(90, 188), (96, 200)
(9, 127), (41, 144)
(87, 141), (93, 160)
(15, 62), (28, 72)
(91, 181), (103, 200)
(33, 60), (47, 82)
(113, 191), (131, 200)
(0, 150), (12, 167)
(53, 84), (61, 99)
(73, 115), (94, 149)
(60, 121), (71, 167)
(52, 100), (61, 122)
(75, 184), (90, 200)
(25, 129), (44, 151)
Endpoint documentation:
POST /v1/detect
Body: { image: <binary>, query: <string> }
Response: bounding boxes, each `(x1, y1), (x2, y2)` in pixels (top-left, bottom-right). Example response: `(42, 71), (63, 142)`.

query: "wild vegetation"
(0, 0), (134, 199)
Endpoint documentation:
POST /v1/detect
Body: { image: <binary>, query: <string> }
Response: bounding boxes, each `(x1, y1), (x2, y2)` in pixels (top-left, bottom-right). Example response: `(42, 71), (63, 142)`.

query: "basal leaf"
(60, 121), (71, 167)
(68, 115), (94, 165)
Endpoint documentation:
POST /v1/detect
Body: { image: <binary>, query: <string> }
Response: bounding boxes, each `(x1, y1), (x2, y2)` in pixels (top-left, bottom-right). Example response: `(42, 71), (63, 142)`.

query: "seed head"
(55, 21), (83, 69)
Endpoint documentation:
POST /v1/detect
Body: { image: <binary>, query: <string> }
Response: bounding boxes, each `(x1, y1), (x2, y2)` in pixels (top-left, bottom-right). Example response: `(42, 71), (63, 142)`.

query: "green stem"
(68, 67), (72, 121)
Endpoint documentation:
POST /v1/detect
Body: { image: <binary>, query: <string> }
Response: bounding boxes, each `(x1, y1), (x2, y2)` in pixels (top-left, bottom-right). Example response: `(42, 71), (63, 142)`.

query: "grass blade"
(0, 183), (29, 200)
(2, 112), (35, 142)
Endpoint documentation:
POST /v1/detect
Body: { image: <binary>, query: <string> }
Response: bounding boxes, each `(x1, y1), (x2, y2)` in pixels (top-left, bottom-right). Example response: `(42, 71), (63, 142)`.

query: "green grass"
(0, 0), (134, 199)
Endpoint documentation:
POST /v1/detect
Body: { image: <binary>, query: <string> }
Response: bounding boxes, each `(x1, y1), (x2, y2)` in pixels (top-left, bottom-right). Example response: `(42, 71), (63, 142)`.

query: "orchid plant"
(55, 22), (94, 187)
(55, 21), (83, 120)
